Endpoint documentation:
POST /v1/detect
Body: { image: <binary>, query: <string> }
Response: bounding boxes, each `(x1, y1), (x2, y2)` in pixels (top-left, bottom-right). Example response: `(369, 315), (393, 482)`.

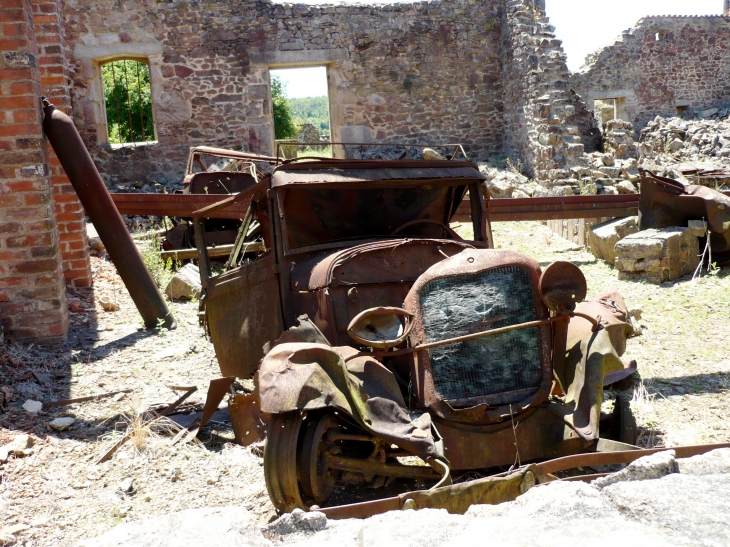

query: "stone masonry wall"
(62, 0), (506, 189)
(0, 0), (69, 341)
(572, 16), (730, 134)
(501, 0), (597, 179)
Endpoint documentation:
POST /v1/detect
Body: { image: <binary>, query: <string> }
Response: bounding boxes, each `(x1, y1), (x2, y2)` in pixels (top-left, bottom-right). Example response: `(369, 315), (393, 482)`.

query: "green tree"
(271, 75), (299, 139)
(289, 96), (330, 136)
(101, 60), (154, 144)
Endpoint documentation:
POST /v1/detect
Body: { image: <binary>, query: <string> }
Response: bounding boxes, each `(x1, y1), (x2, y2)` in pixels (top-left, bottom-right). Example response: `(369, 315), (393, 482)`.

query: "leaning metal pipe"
(41, 97), (176, 330)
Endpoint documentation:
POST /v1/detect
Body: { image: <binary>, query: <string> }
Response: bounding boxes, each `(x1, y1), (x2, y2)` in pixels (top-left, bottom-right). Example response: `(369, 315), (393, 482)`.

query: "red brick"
(1, 22), (26, 36)
(60, 221), (82, 233)
(7, 207), (49, 220)
(69, 259), (88, 270)
(0, 123), (40, 137)
(67, 240), (85, 251)
(23, 192), (49, 205)
(63, 249), (87, 260)
(70, 275), (92, 288)
(0, 291), (10, 302)
(0, 249), (27, 261)
(27, 219), (53, 232)
(61, 201), (83, 214)
(55, 212), (80, 222)
(17, 309), (65, 327)
(0, 95), (37, 110)
(11, 109), (39, 123)
(0, 277), (30, 287)
(0, 194), (21, 207)
(6, 180), (46, 192)
(0, 9), (24, 23)
(9, 80), (35, 95)
(0, 301), (36, 316)
(53, 193), (79, 204)
(14, 258), (59, 274)
(44, 321), (69, 338)
(0, 222), (22, 234)
(34, 273), (59, 286)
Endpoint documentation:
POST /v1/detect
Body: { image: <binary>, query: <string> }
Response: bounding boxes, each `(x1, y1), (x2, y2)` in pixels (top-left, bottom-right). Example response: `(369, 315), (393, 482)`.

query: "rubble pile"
(637, 114), (730, 189)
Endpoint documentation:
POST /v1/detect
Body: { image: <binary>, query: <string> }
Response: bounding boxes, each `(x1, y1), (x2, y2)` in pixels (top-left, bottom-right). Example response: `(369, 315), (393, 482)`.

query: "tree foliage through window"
(289, 96), (330, 136)
(271, 75), (299, 140)
(102, 59), (154, 144)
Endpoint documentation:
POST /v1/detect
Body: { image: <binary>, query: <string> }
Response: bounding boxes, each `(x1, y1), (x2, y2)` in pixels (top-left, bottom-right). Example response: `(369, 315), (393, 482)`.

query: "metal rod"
(121, 60), (135, 142)
(326, 455), (439, 480)
(135, 61), (145, 141)
(347, 316), (560, 361)
(110, 62), (122, 143)
(42, 98), (175, 329)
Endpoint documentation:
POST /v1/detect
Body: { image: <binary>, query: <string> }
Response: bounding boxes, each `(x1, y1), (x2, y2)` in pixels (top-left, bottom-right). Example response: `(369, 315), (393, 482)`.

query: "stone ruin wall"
(62, 0), (507, 189)
(501, 0), (597, 180)
(571, 16), (730, 134)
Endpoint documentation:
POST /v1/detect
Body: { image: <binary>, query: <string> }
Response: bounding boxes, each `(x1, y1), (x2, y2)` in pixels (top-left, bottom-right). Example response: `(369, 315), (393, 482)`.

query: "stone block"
(687, 220), (707, 237)
(165, 264), (202, 301)
(614, 228), (700, 283)
(588, 216), (639, 265)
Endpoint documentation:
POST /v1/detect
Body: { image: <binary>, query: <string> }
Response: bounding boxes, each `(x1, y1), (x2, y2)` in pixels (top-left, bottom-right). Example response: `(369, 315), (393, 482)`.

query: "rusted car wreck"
(192, 151), (639, 514)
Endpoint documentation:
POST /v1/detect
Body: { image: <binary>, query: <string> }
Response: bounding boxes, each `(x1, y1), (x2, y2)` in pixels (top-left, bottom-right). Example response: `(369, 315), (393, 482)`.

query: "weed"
(138, 231), (178, 290)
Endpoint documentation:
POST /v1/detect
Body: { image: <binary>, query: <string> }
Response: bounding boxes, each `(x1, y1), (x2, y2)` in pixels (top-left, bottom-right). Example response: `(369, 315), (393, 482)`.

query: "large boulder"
(76, 507), (270, 547)
(165, 263), (202, 301)
(587, 216), (639, 265)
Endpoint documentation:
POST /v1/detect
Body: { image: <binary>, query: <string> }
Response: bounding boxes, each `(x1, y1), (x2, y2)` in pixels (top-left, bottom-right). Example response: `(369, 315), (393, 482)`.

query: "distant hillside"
(289, 96), (330, 136)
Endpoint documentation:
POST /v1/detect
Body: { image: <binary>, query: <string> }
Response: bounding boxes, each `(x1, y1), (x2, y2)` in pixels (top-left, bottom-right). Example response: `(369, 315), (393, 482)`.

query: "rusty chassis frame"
(318, 441), (730, 519)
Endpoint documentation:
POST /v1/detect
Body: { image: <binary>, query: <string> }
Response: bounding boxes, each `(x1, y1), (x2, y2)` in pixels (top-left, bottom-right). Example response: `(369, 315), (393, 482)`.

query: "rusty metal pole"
(41, 97), (176, 330)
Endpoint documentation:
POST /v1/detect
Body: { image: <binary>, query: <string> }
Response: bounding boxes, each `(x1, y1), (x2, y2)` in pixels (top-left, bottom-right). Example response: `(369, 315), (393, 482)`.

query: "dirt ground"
(1, 221), (728, 546)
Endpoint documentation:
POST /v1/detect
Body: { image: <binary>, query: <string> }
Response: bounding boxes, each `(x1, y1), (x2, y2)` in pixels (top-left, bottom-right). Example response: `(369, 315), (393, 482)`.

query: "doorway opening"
(269, 66), (332, 158)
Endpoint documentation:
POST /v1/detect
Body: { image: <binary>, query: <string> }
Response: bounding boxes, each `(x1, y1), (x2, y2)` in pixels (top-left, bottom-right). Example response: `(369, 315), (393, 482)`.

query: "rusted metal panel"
(639, 170), (730, 265)
(111, 193), (251, 219)
(271, 162), (485, 187)
(290, 240), (479, 291)
(205, 253), (284, 379)
(454, 194), (642, 223)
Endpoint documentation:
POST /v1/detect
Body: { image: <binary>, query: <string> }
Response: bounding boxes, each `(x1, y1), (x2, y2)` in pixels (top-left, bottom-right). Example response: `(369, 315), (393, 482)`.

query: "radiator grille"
(419, 266), (542, 401)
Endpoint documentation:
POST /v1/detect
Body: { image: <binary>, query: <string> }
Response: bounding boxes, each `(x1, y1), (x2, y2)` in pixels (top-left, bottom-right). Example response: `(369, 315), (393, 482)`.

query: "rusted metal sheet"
(111, 193), (251, 219)
(205, 253), (284, 379)
(639, 169), (730, 265)
(290, 240), (479, 291)
(41, 98), (175, 330)
(454, 194), (641, 223)
(271, 161), (485, 187)
(229, 392), (265, 446)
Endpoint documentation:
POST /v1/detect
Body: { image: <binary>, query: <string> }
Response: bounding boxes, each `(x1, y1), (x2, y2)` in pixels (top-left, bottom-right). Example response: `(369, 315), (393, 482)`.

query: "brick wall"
(0, 0), (69, 341)
(572, 16), (730, 133)
(31, 0), (91, 287)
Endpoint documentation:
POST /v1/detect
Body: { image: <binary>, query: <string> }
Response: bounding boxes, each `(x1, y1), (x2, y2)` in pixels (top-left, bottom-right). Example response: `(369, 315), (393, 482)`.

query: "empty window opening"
(655, 30), (668, 42)
(269, 66), (332, 158)
(101, 59), (154, 144)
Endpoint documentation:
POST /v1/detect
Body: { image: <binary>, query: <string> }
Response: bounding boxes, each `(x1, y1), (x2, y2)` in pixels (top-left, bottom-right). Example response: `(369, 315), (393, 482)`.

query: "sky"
(271, 1), (723, 97)
(546, 0), (721, 71)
